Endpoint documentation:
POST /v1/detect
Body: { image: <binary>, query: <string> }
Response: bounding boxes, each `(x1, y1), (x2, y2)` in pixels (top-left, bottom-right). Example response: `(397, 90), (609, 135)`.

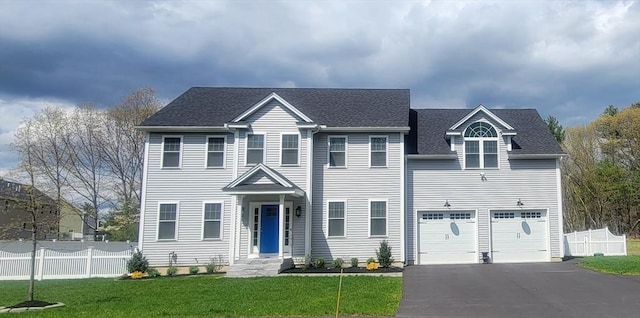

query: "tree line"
(8, 88), (161, 241)
(548, 102), (640, 236)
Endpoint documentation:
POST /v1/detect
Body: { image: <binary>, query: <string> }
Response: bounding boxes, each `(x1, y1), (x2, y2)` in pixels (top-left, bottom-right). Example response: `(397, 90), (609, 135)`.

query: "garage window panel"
(450, 213), (472, 220)
(493, 212), (515, 219)
(521, 212), (542, 219)
(423, 213), (444, 220)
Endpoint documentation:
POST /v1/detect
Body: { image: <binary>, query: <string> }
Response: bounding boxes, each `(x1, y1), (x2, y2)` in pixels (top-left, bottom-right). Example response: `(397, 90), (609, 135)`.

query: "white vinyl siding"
(327, 201), (346, 237)
(370, 200), (387, 236)
(206, 137), (225, 168)
(203, 202), (223, 239)
(281, 134), (299, 165)
(246, 134), (264, 165)
(329, 136), (347, 167)
(162, 136), (182, 168)
(158, 203), (178, 240)
(370, 136), (387, 167)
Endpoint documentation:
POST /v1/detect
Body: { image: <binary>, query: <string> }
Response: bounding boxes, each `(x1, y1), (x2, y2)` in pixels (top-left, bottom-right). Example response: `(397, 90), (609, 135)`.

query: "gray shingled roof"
(140, 87), (410, 128)
(0, 179), (56, 205)
(408, 109), (565, 156)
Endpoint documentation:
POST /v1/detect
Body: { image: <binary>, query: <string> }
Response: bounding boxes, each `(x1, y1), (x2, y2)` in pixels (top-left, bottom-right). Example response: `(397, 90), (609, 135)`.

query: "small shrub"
(351, 257), (359, 268)
(131, 271), (143, 279)
(366, 262), (379, 270)
(332, 258), (344, 268)
(166, 266), (178, 276)
(205, 255), (224, 274)
(147, 268), (161, 277)
(126, 250), (149, 274)
(304, 254), (312, 269)
(376, 240), (394, 268)
(189, 266), (199, 274)
(314, 257), (325, 269)
(366, 257), (376, 265)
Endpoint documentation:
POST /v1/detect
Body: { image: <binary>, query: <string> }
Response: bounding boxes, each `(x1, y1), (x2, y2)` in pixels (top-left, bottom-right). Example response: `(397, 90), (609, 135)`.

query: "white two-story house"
(136, 87), (564, 273)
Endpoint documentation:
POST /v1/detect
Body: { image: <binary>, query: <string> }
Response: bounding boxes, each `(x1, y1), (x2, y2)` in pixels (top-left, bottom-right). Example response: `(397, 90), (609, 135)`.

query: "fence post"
(605, 227), (609, 255)
(623, 234), (627, 256)
(86, 247), (94, 278)
(37, 247), (45, 281)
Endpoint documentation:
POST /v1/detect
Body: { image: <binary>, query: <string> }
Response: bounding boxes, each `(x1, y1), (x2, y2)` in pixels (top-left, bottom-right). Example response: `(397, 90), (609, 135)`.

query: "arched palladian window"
(464, 122), (498, 169)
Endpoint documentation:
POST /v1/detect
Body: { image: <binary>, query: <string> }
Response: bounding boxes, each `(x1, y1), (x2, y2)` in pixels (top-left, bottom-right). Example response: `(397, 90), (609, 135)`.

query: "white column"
(279, 195), (285, 259)
(236, 195), (244, 261)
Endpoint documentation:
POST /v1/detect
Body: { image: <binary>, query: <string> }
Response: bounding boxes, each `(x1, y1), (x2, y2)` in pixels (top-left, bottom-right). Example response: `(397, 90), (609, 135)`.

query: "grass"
(578, 240), (640, 275)
(626, 239), (640, 255)
(0, 275), (402, 317)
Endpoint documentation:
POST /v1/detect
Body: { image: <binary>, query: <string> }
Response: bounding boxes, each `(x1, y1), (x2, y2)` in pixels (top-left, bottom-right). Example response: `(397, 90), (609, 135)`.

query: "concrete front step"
(226, 258), (294, 278)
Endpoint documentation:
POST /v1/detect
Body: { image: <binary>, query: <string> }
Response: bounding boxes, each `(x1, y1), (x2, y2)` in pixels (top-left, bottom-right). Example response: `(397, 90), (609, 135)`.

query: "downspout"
(305, 125), (321, 258)
(137, 132), (150, 252)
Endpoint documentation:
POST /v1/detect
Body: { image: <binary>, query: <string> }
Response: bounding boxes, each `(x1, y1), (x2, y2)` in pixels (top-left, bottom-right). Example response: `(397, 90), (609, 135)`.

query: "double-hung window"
(327, 201), (345, 237)
(281, 134), (299, 165)
(464, 122), (498, 169)
(206, 137), (225, 168)
(203, 203), (222, 239)
(370, 200), (387, 236)
(158, 203), (177, 240)
(370, 136), (387, 167)
(162, 137), (181, 168)
(246, 134), (264, 165)
(329, 136), (346, 167)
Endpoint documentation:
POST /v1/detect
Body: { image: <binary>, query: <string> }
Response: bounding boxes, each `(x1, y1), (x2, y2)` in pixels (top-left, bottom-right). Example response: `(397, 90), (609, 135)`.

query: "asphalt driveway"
(396, 260), (640, 318)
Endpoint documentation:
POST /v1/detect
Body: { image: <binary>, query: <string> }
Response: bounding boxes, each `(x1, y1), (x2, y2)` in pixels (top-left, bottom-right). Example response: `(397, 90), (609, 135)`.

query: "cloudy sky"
(0, 0), (638, 176)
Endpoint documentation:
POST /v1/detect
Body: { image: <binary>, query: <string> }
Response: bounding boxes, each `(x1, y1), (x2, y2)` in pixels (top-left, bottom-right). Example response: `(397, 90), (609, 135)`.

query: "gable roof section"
(447, 105), (515, 133)
(409, 108), (564, 156)
(139, 87), (410, 129)
(223, 163), (305, 197)
(231, 92), (313, 123)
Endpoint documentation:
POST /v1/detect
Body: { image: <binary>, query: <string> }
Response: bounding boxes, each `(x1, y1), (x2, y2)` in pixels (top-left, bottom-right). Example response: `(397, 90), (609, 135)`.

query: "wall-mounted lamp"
(444, 200), (451, 208)
(295, 206), (302, 217)
(517, 199), (524, 207)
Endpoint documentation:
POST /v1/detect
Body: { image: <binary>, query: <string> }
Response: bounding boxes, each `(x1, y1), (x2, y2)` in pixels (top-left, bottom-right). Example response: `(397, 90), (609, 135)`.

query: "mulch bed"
(8, 300), (56, 309)
(281, 267), (403, 274)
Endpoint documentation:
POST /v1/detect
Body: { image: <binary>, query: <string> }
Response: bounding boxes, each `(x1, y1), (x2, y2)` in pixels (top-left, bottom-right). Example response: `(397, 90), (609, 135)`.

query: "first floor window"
(247, 134), (264, 164)
(203, 203), (222, 239)
(370, 201), (387, 236)
(328, 201), (345, 237)
(329, 137), (346, 167)
(158, 203), (177, 239)
(162, 137), (181, 168)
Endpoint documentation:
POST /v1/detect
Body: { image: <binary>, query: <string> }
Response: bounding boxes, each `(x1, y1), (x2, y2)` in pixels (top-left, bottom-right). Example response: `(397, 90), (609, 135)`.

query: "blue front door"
(260, 205), (279, 253)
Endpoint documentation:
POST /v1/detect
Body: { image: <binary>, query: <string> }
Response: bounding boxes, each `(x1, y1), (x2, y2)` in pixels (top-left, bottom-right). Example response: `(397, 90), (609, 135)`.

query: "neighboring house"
(58, 201), (96, 241)
(136, 88), (564, 271)
(0, 178), (59, 240)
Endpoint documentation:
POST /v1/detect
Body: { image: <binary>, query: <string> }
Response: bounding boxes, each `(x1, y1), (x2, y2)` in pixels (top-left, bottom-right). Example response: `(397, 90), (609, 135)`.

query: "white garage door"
(418, 211), (477, 264)
(491, 210), (548, 263)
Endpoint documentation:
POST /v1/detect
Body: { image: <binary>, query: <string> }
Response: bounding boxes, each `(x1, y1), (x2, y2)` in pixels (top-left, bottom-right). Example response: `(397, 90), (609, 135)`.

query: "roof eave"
(407, 154), (458, 160)
(134, 126), (229, 132)
(319, 126), (411, 133)
(508, 153), (566, 159)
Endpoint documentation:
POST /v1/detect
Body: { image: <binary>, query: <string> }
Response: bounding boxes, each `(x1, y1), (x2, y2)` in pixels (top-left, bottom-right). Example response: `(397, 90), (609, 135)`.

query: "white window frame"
(157, 202), (179, 241)
(280, 133), (300, 166)
(369, 135), (388, 168)
(245, 133), (265, 166)
(202, 201), (224, 240)
(161, 136), (183, 169)
(326, 200), (347, 238)
(368, 199), (388, 237)
(463, 122), (499, 169)
(328, 135), (348, 168)
(205, 135), (226, 169)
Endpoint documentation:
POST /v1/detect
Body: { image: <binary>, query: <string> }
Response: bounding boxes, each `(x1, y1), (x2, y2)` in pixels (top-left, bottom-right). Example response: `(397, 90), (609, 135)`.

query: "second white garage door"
(418, 211), (477, 264)
(491, 210), (549, 263)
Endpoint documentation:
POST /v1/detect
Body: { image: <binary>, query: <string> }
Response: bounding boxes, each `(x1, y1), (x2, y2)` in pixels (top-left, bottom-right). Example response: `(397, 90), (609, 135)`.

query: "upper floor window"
(206, 137), (225, 168)
(464, 122), (498, 169)
(162, 137), (181, 168)
(246, 134), (264, 165)
(370, 136), (387, 167)
(329, 136), (346, 167)
(281, 134), (299, 165)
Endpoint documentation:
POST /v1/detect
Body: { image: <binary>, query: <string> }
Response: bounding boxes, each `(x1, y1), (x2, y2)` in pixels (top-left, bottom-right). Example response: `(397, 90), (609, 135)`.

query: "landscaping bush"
(147, 268), (161, 277)
(366, 257), (376, 265)
(126, 250), (149, 274)
(351, 257), (359, 268)
(376, 240), (394, 268)
(205, 255), (224, 274)
(304, 254), (312, 269)
(166, 266), (178, 276)
(189, 266), (199, 274)
(314, 257), (325, 269)
(332, 258), (344, 268)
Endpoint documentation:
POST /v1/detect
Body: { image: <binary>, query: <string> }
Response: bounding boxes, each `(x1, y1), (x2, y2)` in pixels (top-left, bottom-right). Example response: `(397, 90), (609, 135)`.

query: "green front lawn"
(0, 275), (402, 317)
(579, 255), (640, 275)
(627, 239), (640, 256)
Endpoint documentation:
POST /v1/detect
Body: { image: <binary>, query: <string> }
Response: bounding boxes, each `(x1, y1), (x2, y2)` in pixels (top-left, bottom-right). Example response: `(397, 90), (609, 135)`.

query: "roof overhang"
(134, 126), (228, 132)
(508, 153), (566, 159)
(319, 126), (411, 133)
(222, 187), (305, 197)
(407, 154), (458, 160)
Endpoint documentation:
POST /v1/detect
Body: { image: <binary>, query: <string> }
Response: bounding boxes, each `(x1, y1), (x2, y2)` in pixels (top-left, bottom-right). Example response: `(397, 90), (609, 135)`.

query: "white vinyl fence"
(0, 247), (132, 280)
(564, 227), (627, 257)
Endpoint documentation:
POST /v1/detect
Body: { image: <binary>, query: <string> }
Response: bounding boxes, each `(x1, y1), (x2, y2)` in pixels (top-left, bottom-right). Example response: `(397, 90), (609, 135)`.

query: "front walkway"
(396, 260), (640, 317)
